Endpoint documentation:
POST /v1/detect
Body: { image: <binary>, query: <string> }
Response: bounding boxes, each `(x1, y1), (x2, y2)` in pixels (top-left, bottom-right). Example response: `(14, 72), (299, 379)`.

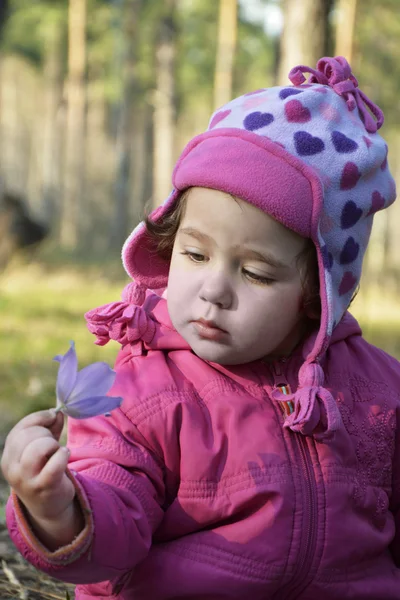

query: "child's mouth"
(191, 319), (228, 341)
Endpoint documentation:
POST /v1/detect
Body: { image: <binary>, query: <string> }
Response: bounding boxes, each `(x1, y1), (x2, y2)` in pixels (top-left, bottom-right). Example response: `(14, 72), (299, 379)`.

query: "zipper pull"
(270, 360), (294, 418)
(270, 359), (288, 387)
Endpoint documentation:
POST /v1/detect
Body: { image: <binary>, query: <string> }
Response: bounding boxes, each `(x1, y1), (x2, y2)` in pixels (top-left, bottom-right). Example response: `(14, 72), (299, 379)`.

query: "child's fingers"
(36, 446), (70, 490)
(47, 411), (64, 442)
(2, 425), (55, 470)
(11, 410), (58, 433)
(19, 436), (61, 478)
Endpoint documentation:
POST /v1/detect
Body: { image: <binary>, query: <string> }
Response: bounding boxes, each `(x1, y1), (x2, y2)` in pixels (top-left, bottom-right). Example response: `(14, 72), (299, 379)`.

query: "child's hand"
(1, 410), (82, 548)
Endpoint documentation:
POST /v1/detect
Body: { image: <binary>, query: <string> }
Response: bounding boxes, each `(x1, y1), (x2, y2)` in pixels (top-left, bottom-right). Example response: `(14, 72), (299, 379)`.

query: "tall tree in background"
(0, 0), (10, 184)
(214, 0), (237, 109)
(334, 0), (357, 63)
(152, 0), (177, 209)
(60, 0), (87, 248)
(277, 0), (334, 84)
(111, 0), (142, 249)
(41, 9), (64, 226)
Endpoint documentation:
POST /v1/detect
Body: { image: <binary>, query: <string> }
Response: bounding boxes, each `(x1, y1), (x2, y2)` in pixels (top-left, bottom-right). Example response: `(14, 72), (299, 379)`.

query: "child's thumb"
(48, 409), (65, 441)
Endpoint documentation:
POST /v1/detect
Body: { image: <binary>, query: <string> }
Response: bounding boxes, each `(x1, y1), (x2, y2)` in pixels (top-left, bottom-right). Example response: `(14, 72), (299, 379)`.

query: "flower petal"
(61, 395), (123, 419)
(54, 341), (78, 405)
(67, 362), (116, 405)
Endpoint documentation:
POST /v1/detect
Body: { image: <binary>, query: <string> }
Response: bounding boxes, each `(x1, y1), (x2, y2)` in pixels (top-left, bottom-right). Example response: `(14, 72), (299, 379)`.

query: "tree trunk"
(60, 0), (87, 249)
(41, 15), (64, 227)
(152, 0), (177, 209)
(278, 0), (334, 85)
(214, 0), (238, 109)
(130, 103), (152, 223)
(334, 0), (357, 64)
(0, 0), (9, 40)
(111, 0), (142, 250)
(0, 0), (9, 177)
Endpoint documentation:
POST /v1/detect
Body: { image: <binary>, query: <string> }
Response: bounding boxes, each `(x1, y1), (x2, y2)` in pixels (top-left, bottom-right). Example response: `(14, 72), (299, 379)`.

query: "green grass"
(0, 261), (128, 431)
(0, 259), (399, 432)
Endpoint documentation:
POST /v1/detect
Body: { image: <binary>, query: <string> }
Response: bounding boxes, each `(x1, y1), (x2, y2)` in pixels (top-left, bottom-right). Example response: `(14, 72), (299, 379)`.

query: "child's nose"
(199, 270), (233, 309)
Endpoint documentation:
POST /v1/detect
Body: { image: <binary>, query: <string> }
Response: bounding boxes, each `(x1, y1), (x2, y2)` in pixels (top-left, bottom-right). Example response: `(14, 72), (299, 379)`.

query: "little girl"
(3, 56), (400, 599)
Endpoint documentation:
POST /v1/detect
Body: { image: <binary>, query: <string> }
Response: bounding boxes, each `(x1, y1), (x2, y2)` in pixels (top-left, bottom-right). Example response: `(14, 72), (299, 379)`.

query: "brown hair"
(144, 191), (189, 261)
(145, 190), (321, 319)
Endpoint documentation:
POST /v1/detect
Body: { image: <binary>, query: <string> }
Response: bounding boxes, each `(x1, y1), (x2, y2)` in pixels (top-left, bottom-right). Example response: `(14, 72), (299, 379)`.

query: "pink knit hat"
(120, 56), (396, 440)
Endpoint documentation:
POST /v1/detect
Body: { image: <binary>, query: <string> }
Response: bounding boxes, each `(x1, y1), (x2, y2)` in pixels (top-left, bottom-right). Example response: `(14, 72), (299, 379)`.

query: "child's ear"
(304, 306), (321, 321)
(301, 295), (321, 321)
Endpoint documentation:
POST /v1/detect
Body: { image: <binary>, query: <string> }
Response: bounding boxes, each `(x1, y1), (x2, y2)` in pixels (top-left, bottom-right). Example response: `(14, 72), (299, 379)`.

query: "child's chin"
(191, 343), (243, 366)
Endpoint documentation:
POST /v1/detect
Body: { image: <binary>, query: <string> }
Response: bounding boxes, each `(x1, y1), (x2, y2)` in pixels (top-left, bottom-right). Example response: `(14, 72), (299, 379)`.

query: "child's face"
(167, 187), (309, 365)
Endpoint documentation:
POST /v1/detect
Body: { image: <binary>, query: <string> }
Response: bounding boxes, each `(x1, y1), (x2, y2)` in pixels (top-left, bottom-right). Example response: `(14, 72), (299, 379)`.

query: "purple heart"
(341, 201), (363, 229)
(340, 162), (361, 190)
(279, 88), (303, 100)
(321, 245), (333, 271)
(285, 100), (311, 123)
(294, 131), (325, 156)
(339, 271), (358, 296)
(367, 190), (385, 215)
(340, 237), (360, 264)
(244, 111), (274, 131)
(332, 131), (358, 154)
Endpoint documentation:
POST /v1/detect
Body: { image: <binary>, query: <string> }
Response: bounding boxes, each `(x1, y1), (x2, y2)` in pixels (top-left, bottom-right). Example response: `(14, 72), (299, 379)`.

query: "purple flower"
(54, 341), (123, 419)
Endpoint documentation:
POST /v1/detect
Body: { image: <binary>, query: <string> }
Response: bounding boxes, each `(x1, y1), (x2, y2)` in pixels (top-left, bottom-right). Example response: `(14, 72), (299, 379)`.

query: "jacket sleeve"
(389, 384), (400, 566)
(6, 377), (166, 587)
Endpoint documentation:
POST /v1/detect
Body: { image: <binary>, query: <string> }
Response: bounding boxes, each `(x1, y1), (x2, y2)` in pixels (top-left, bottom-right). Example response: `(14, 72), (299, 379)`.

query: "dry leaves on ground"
(0, 521), (75, 600)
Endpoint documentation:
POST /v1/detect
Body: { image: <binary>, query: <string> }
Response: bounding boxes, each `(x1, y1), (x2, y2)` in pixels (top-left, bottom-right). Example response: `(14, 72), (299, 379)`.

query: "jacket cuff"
(11, 468), (94, 565)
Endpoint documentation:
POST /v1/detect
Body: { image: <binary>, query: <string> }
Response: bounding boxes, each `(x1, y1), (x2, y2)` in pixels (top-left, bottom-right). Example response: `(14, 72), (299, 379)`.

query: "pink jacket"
(7, 292), (400, 599)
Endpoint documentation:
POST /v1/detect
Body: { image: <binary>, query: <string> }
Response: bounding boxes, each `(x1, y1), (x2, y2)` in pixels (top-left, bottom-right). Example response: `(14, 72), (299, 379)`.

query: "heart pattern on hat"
(321, 245), (334, 270)
(363, 136), (372, 148)
(244, 111), (274, 131)
(340, 237), (360, 264)
(244, 89), (265, 97)
(341, 201), (363, 229)
(279, 88), (303, 100)
(320, 213), (334, 234)
(319, 101), (341, 123)
(367, 190), (385, 215)
(285, 100), (311, 123)
(339, 271), (358, 296)
(332, 131), (358, 153)
(294, 131), (325, 156)
(244, 95), (270, 110)
(340, 162), (362, 190)
(209, 110), (231, 129)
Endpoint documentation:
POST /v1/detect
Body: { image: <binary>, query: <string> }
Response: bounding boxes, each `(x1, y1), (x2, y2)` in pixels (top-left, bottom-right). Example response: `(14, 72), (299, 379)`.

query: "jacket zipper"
(270, 360), (318, 599)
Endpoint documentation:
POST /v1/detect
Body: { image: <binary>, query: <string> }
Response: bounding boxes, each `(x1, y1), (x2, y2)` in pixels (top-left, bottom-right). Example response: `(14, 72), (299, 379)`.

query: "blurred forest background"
(0, 0), (400, 432)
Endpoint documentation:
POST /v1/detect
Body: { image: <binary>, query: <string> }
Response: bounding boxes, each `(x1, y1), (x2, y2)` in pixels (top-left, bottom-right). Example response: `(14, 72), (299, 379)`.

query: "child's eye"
(243, 269), (274, 285)
(181, 251), (206, 263)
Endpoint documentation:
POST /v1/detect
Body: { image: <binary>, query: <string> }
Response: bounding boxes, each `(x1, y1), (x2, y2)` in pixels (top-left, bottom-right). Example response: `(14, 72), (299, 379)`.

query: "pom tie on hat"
(85, 282), (155, 355)
(121, 281), (147, 305)
(272, 362), (342, 441)
(288, 56), (384, 134)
